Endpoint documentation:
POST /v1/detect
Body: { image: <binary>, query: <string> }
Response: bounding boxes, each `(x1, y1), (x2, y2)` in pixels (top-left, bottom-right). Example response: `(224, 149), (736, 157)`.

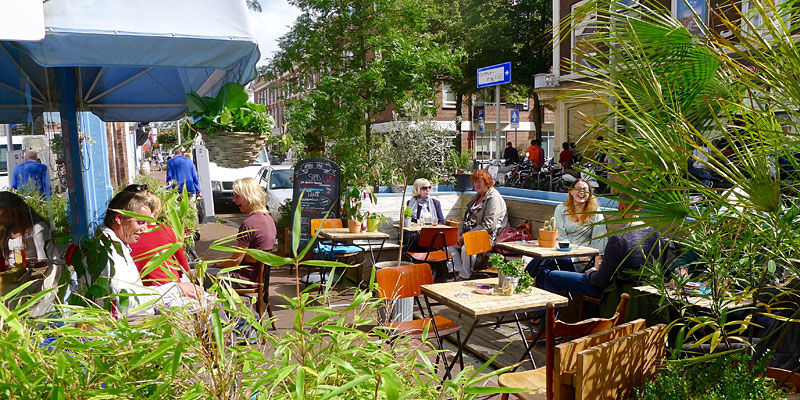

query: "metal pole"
(55, 67), (89, 240)
(495, 85), (501, 161)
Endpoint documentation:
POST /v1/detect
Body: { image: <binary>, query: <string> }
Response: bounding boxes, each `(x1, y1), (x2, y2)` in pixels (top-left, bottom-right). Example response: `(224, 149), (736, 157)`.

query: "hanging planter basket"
(202, 132), (267, 169)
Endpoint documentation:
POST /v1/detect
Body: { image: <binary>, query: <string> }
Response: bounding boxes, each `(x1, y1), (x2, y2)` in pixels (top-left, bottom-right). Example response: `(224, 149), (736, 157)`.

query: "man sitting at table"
(538, 195), (668, 300)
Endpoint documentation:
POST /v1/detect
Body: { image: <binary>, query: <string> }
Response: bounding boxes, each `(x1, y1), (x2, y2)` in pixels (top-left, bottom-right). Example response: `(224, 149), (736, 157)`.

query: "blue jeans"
(539, 269), (602, 298)
(525, 257), (576, 285)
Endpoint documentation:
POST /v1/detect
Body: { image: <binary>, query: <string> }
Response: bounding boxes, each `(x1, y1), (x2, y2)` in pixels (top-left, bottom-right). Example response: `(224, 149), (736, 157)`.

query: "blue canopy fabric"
(0, 0), (260, 123)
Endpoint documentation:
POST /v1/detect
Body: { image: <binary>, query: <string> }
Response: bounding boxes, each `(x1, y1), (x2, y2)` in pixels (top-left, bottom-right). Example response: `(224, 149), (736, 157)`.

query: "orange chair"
(406, 226), (458, 276)
(462, 229), (499, 276)
(308, 218), (361, 288)
(498, 293), (631, 400)
(375, 263), (463, 376)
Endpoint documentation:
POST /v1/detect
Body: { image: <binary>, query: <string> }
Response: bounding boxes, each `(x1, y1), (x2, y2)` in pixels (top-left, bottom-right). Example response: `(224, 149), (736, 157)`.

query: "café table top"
(634, 285), (752, 310)
(421, 278), (568, 319)
(495, 241), (600, 259)
(318, 227), (390, 240)
(394, 223), (454, 233)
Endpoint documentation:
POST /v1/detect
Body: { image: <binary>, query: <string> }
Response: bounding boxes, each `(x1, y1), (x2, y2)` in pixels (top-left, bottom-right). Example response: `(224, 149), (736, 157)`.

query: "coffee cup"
(558, 240), (570, 249)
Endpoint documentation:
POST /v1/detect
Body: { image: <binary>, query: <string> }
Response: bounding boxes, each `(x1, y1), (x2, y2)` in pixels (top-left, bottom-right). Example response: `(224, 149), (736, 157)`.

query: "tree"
(268, 0), (460, 179)
(442, 0), (553, 144)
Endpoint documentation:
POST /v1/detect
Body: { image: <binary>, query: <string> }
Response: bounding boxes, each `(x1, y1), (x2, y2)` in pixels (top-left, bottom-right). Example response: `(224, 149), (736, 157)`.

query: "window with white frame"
(571, 0), (597, 70)
(741, 0), (790, 34)
(442, 83), (457, 109)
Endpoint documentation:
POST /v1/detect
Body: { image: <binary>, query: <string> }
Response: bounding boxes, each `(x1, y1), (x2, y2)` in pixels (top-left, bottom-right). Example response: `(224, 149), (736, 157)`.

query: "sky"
(248, 0), (302, 66)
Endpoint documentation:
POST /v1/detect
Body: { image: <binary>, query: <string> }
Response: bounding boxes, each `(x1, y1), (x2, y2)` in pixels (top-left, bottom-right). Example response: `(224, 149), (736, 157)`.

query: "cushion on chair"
(497, 367), (547, 400)
(315, 244), (363, 260)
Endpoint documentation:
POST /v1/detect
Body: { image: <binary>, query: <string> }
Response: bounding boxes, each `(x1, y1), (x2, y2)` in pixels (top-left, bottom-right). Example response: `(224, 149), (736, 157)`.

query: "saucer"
(556, 247), (572, 251)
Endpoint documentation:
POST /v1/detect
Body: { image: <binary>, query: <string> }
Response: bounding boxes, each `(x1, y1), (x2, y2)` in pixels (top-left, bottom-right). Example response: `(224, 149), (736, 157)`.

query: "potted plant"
(365, 212), (387, 233)
(447, 149), (474, 191)
(186, 82), (275, 168)
(538, 217), (558, 248)
(429, 174), (441, 192)
(342, 187), (375, 233)
(390, 169), (405, 193)
(489, 254), (534, 294)
(402, 205), (413, 227)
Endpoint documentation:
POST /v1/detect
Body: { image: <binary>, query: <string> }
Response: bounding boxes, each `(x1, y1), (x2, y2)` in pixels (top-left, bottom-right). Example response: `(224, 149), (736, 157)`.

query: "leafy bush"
(0, 194), (521, 399)
(186, 82), (275, 136)
(14, 189), (70, 240)
(636, 352), (784, 400)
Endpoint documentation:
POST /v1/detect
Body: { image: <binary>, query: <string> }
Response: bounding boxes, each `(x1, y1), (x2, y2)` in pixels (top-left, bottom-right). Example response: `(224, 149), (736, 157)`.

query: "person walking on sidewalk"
(166, 148), (201, 200)
(11, 150), (51, 197)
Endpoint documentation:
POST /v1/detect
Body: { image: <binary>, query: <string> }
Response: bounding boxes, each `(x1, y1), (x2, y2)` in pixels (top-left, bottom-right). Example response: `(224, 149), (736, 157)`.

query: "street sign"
(479, 122), (484, 132)
(477, 109), (484, 121)
(477, 62), (511, 88)
(510, 109), (519, 129)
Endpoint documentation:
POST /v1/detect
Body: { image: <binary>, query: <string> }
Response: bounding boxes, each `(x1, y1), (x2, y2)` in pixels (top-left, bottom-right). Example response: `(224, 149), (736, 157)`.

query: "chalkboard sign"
(291, 158), (341, 247)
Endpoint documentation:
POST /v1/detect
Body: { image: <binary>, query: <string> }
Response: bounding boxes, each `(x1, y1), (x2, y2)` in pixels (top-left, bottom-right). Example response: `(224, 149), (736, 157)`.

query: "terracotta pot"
(347, 219), (361, 233)
(538, 229), (558, 248)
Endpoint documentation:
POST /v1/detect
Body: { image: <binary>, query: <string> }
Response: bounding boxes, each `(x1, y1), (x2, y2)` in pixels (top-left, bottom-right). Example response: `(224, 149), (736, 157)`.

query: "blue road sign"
(510, 109), (519, 129)
(477, 62), (511, 88)
(477, 109), (484, 121)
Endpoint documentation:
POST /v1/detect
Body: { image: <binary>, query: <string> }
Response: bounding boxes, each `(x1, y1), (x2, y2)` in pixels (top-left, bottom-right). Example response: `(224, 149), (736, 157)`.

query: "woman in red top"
(127, 186), (190, 286)
(559, 141), (574, 170)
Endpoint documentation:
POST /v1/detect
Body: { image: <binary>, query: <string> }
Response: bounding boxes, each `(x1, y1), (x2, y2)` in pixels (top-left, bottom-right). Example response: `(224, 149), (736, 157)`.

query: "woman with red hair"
(447, 169), (508, 279)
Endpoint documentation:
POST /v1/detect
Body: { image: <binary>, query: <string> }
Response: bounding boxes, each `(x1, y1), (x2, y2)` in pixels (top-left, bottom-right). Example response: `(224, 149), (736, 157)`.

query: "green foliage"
(636, 352), (783, 400)
(186, 82), (275, 136)
(342, 187), (376, 222)
(269, 0), (460, 182)
(274, 198), (294, 238)
(488, 254), (534, 293)
(13, 189), (70, 239)
(542, 217), (556, 232)
(559, 0), (800, 363)
(0, 192), (520, 399)
(446, 149), (473, 173)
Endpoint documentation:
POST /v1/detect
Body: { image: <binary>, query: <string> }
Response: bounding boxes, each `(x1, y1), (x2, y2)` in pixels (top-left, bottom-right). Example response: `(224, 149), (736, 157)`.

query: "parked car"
(256, 164), (294, 218)
(209, 148), (270, 203)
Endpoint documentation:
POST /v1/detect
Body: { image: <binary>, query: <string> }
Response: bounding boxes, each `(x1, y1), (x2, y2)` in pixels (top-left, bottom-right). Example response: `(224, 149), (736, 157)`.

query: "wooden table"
(318, 228), (390, 283)
(421, 278), (569, 377)
(495, 240), (600, 260)
(634, 285), (752, 310)
(394, 223), (450, 233)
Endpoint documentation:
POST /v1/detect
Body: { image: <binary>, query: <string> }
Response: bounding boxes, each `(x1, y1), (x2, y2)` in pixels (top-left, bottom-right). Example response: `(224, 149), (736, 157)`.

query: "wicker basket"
(202, 131), (267, 168)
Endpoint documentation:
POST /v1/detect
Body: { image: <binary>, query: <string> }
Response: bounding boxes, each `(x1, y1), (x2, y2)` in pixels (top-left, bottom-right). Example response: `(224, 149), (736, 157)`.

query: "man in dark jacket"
(538, 200), (667, 298)
(503, 142), (519, 166)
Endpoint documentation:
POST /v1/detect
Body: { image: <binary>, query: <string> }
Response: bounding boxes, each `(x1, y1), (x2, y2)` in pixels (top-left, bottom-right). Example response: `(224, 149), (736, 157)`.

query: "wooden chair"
(573, 324), (667, 400)
(375, 263), (462, 374)
(406, 226), (457, 279)
(463, 229), (498, 276)
(233, 262), (276, 331)
(498, 293), (631, 400)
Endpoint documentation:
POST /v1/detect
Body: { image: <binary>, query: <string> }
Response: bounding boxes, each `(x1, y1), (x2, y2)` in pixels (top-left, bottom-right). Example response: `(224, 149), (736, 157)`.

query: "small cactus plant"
(542, 217), (556, 231)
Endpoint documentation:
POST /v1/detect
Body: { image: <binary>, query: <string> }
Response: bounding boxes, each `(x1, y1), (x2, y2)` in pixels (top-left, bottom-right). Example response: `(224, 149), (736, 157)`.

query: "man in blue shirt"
(11, 150), (51, 197)
(166, 148), (201, 198)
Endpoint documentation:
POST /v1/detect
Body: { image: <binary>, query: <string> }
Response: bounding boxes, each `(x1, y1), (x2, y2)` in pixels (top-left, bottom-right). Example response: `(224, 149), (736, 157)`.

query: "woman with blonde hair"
(217, 177), (276, 289)
(126, 185), (191, 286)
(526, 178), (607, 276)
(407, 178), (444, 224)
